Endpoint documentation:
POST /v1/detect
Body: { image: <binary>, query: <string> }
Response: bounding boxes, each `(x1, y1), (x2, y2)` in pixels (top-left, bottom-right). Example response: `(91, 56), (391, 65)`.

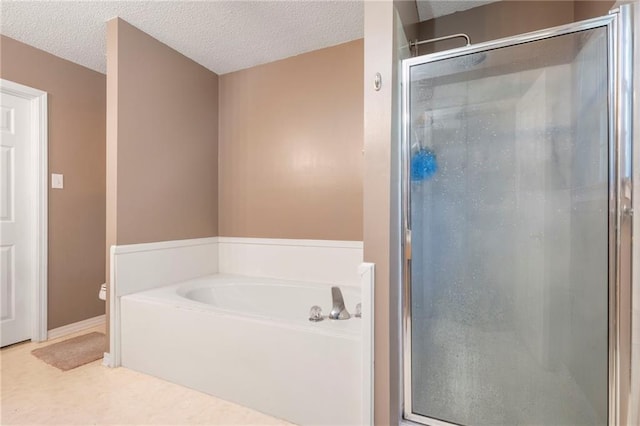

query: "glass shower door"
(403, 17), (623, 426)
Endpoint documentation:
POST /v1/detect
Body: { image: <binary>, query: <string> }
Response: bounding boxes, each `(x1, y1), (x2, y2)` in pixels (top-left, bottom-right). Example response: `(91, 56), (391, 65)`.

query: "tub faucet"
(329, 286), (351, 320)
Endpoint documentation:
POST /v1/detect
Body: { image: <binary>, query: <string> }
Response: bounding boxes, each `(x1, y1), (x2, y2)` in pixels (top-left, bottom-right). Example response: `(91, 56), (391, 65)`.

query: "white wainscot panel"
(112, 237), (219, 297)
(218, 237), (363, 286)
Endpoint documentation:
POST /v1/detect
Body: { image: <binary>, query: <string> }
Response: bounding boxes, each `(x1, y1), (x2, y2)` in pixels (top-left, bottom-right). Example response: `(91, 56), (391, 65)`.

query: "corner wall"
(106, 18), (219, 342)
(218, 40), (364, 241)
(106, 18), (219, 247)
(0, 35), (106, 330)
(363, 2), (404, 424)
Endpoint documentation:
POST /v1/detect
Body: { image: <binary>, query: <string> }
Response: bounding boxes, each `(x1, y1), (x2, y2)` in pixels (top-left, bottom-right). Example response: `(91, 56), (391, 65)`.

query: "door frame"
(0, 78), (48, 342)
(400, 5), (633, 426)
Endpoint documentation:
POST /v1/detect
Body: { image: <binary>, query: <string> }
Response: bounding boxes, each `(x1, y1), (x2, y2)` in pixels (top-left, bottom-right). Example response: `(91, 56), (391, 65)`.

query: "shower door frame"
(401, 6), (634, 426)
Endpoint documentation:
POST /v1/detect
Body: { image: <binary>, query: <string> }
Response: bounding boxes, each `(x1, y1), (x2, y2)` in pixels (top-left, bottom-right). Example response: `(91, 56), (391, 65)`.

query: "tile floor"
(1, 325), (293, 425)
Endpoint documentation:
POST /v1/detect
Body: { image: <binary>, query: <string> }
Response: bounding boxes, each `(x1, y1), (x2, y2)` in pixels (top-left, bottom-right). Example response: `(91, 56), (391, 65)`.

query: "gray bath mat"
(31, 332), (105, 371)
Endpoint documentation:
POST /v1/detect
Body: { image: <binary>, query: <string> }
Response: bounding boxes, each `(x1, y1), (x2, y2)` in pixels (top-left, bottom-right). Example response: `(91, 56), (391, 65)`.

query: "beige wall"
(363, 2), (396, 424)
(105, 18), (219, 343)
(218, 40), (364, 241)
(574, 0), (616, 21)
(416, 1), (577, 53)
(0, 35), (106, 329)
(415, 1), (616, 55)
(107, 18), (219, 247)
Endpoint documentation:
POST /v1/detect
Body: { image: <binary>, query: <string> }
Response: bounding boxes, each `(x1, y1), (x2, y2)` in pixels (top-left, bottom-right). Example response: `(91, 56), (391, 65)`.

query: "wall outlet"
(51, 173), (63, 189)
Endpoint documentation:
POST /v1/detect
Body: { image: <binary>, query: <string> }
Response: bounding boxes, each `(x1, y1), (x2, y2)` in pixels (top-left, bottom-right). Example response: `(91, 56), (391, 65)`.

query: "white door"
(1, 89), (33, 346)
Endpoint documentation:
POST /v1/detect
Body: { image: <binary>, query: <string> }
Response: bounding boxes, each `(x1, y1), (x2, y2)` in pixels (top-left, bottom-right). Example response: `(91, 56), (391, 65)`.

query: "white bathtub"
(120, 274), (365, 425)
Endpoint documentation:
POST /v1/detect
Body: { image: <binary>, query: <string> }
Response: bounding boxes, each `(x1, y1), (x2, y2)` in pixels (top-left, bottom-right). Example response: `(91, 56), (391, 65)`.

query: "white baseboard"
(47, 314), (106, 340)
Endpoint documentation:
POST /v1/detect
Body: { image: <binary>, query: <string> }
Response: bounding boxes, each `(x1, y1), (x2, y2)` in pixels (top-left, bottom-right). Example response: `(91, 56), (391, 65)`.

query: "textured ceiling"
(1, 1), (503, 76)
(416, 0), (500, 22)
(0, 0), (364, 75)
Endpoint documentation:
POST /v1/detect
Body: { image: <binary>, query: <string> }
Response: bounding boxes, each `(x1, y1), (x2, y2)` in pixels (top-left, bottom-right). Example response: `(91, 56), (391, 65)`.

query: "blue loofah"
(411, 148), (438, 181)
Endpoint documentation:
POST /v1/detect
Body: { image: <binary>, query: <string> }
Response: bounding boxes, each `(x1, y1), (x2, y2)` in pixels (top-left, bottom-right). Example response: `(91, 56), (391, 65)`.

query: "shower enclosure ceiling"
(402, 6), (633, 426)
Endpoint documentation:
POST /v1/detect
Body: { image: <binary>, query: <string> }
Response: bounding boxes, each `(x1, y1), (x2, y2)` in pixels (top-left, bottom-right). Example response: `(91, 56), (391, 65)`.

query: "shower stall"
(401, 6), (633, 426)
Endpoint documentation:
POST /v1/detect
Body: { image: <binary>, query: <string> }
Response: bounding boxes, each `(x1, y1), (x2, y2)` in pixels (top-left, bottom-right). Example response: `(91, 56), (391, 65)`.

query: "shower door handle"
(405, 229), (412, 260)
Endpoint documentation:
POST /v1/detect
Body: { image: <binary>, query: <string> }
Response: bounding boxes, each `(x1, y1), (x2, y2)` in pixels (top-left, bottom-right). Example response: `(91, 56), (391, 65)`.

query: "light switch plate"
(51, 173), (64, 189)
